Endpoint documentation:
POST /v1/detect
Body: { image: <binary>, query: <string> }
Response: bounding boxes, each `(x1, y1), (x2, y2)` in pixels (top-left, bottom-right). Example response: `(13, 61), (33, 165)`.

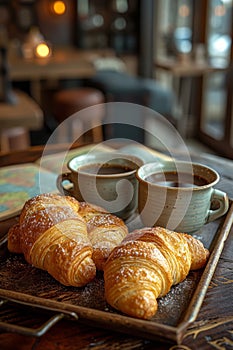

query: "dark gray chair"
(86, 70), (174, 142)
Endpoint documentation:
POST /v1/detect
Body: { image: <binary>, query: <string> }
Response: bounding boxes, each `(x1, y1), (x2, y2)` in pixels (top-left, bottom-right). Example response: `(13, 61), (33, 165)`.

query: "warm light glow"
(35, 43), (51, 58)
(52, 1), (66, 15)
(179, 4), (190, 17)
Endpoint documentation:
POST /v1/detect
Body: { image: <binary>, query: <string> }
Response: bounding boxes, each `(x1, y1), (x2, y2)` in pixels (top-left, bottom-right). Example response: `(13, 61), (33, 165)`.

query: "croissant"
(8, 193), (96, 287)
(78, 202), (128, 270)
(104, 226), (209, 319)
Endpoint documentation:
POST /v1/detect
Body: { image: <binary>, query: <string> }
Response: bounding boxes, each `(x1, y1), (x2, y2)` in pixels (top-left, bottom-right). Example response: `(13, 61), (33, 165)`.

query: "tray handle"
(0, 299), (78, 337)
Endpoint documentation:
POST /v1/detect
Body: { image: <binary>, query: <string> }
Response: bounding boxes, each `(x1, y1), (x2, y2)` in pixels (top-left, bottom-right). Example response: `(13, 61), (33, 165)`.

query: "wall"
(36, 0), (76, 46)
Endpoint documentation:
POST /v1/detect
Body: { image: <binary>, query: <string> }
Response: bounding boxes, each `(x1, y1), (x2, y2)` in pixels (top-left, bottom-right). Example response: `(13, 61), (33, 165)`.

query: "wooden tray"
(0, 202), (232, 344)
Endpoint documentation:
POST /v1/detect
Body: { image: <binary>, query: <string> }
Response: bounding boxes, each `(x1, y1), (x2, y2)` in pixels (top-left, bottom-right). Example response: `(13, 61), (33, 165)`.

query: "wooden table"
(0, 91), (43, 152)
(9, 47), (115, 103)
(0, 144), (233, 350)
(154, 57), (224, 137)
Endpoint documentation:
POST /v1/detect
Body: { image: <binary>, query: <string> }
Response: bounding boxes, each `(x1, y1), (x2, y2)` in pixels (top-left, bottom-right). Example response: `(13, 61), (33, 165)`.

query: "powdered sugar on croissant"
(8, 193), (96, 287)
(78, 202), (128, 270)
(8, 195), (128, 285)
(104, 226), (209, 319)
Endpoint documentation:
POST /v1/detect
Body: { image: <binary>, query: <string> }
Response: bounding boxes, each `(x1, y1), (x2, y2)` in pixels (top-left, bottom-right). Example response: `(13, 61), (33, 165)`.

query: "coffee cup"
(136, 160), (229, 233)
(57, 152), (143, 220)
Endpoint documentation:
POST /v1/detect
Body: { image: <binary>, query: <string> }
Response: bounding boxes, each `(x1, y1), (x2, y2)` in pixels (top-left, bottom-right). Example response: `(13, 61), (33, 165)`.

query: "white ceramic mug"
(136, 160), (229, 233)
(57, 152), (143, 220)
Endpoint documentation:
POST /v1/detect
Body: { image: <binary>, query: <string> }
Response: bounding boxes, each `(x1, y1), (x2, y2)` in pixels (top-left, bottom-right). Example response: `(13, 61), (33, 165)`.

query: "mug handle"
(207, 189), (229, 223)
(56, 172), (74, 197)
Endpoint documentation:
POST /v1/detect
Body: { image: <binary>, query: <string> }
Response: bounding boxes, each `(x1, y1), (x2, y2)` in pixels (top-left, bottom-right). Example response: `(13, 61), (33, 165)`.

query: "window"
(154, 0), (233, 158)
(200, 0), (233, 158)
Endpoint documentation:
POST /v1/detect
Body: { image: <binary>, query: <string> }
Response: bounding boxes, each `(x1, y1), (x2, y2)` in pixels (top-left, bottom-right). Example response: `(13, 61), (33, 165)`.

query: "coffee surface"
(79, 163), (133, 175)
(145, 171), (208, 188)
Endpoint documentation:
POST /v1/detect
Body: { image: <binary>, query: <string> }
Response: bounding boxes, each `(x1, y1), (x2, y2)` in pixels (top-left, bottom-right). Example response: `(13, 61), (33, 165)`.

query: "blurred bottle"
(22, 26), (44, 59)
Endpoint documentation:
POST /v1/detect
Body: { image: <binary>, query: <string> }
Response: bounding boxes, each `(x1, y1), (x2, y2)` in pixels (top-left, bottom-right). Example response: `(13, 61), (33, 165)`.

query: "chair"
(86, 70), (174, 143)
(1, 127), (30, 151)
(0, 91), (43, 152)
(52, 87), (105, 143)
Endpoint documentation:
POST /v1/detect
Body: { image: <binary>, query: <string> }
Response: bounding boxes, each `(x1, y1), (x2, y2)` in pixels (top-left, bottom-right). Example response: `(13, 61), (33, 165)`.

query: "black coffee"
(79, 163), (133, 175)
(145, 171), (208, 188)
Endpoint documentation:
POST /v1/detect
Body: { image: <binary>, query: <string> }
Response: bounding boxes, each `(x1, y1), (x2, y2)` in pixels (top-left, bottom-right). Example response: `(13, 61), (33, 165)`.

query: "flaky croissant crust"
(7, 194), (128, 285)
(104, 226), (209, 319)
(8, 193), (96, 287)
(78, 202), (128, 270)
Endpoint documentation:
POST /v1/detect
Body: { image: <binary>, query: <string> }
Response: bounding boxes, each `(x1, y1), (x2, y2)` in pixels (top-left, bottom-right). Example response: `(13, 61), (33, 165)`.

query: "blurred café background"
(0, 0), (233, 159)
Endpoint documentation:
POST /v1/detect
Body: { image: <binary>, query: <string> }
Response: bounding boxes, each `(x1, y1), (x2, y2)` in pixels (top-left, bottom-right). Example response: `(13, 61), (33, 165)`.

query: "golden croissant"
(8, 193), (96, 287)
(104, 226), (209, 319)
(78, 202), (128, 270)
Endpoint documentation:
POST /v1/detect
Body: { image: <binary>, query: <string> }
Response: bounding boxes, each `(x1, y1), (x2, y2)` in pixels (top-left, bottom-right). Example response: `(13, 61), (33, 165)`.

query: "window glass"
(202, 0), (232, 140)
(158, 0), (193, 57)
(207, 0), (232, 67)
(201, 72), (227, 140)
